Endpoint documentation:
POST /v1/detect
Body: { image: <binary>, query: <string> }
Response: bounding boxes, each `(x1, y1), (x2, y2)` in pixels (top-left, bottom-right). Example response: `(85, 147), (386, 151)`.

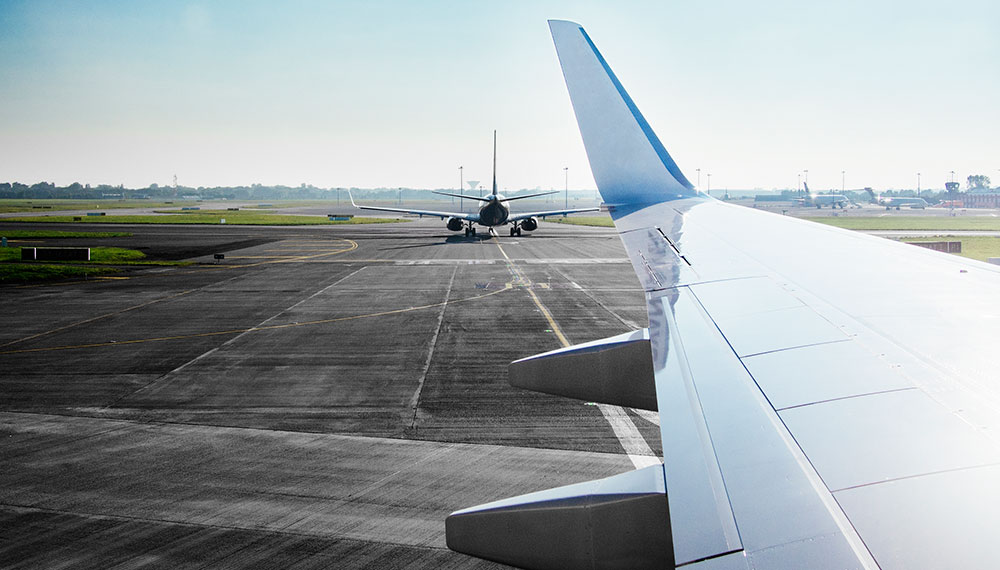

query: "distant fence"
(910, 241), (961, 253)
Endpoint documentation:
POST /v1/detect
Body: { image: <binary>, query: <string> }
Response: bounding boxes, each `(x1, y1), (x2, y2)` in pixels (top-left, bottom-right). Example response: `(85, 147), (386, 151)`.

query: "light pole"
(841, 171), (845, 193)
(459, 166), (463, 211)
(950, 170), (955, 184)
(917, 172), (921, 195)
(797, 173), (801, 194)
(707, 173), (712, 196)
(564, 167), (569, 209)
(696, 168), (701, 190)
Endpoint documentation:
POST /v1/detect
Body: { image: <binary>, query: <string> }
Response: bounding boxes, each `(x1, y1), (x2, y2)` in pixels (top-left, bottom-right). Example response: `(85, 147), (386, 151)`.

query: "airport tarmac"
(0, 218), (659, 568)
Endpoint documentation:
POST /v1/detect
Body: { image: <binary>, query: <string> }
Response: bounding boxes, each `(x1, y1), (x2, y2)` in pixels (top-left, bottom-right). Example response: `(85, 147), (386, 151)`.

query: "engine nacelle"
(446, 217), (464, 231)
(520, 217), (538, 232)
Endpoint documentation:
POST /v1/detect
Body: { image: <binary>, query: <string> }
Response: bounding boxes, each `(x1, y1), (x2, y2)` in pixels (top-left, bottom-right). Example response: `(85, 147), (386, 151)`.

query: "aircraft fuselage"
(477, 195), (509, 226)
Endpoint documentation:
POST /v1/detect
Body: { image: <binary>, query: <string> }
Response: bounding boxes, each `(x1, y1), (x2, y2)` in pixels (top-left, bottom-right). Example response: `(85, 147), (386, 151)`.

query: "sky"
(0, 0), (997, 192)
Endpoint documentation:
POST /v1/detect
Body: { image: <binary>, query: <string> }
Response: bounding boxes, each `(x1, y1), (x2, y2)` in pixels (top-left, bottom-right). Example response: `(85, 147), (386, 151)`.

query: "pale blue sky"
(1, 0), (997, 192)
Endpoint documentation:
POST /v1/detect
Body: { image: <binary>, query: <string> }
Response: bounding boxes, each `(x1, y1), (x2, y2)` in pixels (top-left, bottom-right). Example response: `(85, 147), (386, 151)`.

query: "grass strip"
(805, 216), (1000, 231)
(545, 216), (614, 228)
(0, 264), (120, 283)
(1, 247), (191, 266)
(0, 199), (198, 213)
(899, 236), (1000, 262)
(0, 230), (132, 238)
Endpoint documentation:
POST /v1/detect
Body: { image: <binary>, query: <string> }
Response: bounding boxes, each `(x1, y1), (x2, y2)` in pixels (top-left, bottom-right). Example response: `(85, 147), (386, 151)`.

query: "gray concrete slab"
(0, 218), (654, 567)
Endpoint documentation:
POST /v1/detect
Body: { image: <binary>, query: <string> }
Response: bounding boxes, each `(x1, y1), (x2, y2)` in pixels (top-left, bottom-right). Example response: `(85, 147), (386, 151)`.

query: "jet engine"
(520, 217), (538, 232)
(447, 218), (464, 231)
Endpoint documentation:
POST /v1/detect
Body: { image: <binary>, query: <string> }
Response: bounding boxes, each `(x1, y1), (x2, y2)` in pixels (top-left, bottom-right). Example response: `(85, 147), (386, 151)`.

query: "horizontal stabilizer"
(446, 464), (672, 570)
(509, 329), (656, 410)
(431, 190), (492, 202)
(503, 190), (559, 201)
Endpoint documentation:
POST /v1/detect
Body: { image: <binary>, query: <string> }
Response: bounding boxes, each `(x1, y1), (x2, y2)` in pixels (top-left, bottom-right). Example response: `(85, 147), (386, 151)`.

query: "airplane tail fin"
(491, 130), (498, 195)
(549, 20), (698, 207)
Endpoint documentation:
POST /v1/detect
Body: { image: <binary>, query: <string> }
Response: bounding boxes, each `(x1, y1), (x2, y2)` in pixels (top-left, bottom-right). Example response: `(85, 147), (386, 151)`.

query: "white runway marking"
(631, 408), (660, 426)
(597, 404), (660, 469)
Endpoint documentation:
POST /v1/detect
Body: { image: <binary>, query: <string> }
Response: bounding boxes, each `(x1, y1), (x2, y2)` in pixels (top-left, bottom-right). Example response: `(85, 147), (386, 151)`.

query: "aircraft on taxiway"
(349, 131), (598, 236)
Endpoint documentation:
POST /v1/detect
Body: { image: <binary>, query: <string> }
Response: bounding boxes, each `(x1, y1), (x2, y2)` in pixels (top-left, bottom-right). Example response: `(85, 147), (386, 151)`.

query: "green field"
(1, 246), (188, 266)
(899, 236), (1000, 262)
(4, 211), (404, 225)
(545, 215), (614, 228)
(0, 230), (132, 239)
(806, 216), (1000, 231)
(0, 246), (184, 282)
(0, 199), (197, 213)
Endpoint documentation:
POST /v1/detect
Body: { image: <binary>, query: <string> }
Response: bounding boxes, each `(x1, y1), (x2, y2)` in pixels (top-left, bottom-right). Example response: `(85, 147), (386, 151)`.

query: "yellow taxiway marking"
(0, 282), (512, 355)
(494, 238), (570, 347)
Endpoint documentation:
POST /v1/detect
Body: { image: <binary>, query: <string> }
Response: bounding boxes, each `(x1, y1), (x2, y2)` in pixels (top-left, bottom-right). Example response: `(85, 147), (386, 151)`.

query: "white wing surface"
(446, 20), (1000, 570)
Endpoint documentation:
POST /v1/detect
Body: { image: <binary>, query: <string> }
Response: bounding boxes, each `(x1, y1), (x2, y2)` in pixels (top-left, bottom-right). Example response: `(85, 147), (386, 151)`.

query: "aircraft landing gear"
(465, 224), (477, 237)
(509, 223), (521, 237)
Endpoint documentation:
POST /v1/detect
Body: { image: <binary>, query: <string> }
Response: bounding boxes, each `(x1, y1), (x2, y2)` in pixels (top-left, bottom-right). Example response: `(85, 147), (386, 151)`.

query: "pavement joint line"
(0, 501), (453, 552)
(0, 288), (199, 349)
(409, 265), (457, 429)
(124, 266), (371, 401)
(550, 264), (642, 331)
(0, 282), (513, 356)
(492, 236), (658, 469)
(2, 409), (651, 458)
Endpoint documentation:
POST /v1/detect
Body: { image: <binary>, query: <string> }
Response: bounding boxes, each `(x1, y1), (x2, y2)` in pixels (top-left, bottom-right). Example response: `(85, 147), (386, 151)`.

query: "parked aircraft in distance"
(798, 182), (851, 208)
(882, 196), (928, 209)
(446, 19), (1000, 570)
(349, 131), (598, 236)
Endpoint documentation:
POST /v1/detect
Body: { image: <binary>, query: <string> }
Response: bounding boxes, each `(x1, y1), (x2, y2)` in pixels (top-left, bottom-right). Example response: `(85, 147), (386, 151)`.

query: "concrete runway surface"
(0, 218), (661, 569)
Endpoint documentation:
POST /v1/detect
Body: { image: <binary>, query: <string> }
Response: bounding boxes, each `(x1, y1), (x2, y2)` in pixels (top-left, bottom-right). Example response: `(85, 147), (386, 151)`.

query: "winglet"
(549, 20), (698, 207)
(347, 189), (360, 208)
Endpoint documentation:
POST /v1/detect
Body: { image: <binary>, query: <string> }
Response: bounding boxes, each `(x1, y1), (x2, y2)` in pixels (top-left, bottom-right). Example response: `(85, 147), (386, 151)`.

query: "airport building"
(963, 188), (1000, 208)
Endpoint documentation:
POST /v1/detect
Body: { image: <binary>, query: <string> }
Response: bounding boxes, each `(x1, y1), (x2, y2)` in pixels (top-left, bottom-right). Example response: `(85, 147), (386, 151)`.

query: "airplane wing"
(508, 206), (600, 222)
(348, 191), (478, 221)
(446, 19), (1000, 570)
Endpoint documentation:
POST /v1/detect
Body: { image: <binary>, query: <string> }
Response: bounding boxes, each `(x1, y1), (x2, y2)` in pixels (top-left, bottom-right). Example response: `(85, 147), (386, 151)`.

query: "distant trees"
(967, 174), (991, 191)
